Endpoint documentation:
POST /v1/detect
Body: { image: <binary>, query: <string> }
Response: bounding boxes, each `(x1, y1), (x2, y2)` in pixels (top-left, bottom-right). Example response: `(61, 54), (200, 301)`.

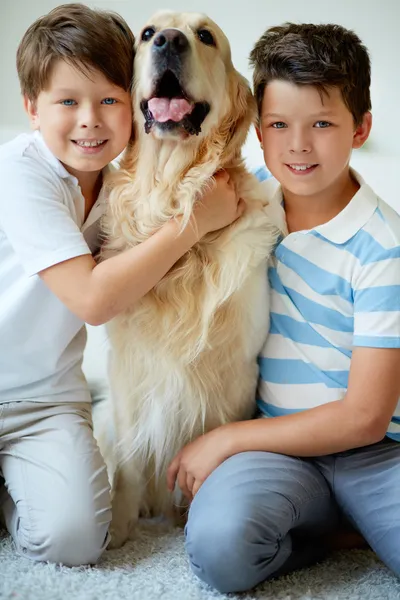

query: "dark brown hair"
(17, 3), (135, 101)
(250, 23), (371, 125)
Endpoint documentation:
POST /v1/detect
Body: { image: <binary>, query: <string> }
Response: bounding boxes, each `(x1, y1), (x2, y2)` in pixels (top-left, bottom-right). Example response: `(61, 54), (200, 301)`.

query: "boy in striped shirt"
(168, 23), (400, 592)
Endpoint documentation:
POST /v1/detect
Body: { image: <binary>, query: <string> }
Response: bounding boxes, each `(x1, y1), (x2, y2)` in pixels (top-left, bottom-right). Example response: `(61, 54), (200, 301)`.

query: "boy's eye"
(102, 98), (117, 105)
(60, 99), (76, 106)
(315, 121), (331, 128)
(271, 122), (287, 129)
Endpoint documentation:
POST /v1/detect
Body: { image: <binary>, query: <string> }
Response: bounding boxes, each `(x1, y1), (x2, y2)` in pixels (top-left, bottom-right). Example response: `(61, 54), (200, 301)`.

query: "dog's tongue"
(148, 97), (193, 123)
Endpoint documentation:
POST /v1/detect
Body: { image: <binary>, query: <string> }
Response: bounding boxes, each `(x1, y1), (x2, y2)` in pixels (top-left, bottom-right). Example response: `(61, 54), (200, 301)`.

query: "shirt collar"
(271, 168), (378, 244)
(82, 178), (109, 231)
(33, 130), (110, 228)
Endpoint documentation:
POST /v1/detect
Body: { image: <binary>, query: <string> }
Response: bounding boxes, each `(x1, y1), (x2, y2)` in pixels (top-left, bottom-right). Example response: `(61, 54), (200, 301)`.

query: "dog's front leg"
(108, 460), (144, 549)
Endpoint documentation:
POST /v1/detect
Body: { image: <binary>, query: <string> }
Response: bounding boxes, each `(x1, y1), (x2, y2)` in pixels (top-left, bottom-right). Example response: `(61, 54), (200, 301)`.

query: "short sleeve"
(353, 250), (400, 348)
(254, 165), (273, 182)
(0, 157), (91, 276)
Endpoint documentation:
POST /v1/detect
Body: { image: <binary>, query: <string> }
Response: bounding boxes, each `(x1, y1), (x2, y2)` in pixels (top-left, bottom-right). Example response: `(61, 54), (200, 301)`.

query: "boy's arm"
(39, 171), (244, 325)
(168, 236), (400, 495)
(167, 346), (400, 497)
(225, 346), (400, 456)
(225, 235), (400, 456)
(227, 221), (400, 456)
(39, 219), (200, 325)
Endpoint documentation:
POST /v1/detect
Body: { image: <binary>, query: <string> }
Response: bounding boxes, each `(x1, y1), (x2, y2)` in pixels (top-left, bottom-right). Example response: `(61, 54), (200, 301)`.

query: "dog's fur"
(94, 11), (281, 549)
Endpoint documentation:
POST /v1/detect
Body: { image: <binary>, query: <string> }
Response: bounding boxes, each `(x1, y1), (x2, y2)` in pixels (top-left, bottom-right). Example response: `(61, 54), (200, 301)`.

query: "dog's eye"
(197, 29), (215, 47)
(141, 27), (156, 42)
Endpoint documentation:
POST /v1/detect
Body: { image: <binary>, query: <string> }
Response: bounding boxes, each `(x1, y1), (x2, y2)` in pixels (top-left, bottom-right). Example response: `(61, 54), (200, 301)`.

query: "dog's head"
(134, 11), (255, 150)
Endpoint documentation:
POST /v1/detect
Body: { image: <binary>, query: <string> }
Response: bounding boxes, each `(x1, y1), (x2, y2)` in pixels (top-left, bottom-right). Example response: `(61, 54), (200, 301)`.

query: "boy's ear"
(23, 96), (40, 130)
(352, 111), (372, 149)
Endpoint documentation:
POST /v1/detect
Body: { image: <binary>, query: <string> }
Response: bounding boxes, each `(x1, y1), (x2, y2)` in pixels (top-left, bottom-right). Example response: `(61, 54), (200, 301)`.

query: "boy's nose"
(289, 129), (312, 153)
(289, 141), (312, 154)
(78, 106), (101, 128)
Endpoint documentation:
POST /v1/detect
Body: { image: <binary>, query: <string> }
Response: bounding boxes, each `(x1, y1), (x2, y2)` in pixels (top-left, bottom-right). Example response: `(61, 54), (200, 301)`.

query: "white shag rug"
(0, 521), (399, 600)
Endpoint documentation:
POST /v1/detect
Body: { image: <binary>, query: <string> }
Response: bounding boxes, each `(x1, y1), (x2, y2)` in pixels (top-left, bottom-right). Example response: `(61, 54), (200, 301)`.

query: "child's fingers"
(166, 454), (180, 491)
(185, 473), (196, 500)
(236, 198), (246, 217)
(214, 169), (230, 183)
(192, 479), (203, 497)
(177, 467), (191, 499)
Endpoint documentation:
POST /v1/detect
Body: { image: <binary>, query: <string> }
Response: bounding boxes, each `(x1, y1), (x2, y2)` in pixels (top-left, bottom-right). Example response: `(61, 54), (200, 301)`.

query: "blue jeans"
(185, 439), (400, 593)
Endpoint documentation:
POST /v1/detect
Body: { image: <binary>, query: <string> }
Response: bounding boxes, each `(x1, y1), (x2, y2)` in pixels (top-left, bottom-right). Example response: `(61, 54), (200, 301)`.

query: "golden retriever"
(95, 11), (281, 549)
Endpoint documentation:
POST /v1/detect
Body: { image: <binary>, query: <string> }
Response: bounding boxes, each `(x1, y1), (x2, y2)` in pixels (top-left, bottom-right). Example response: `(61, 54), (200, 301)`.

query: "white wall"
(0, 0), (399, 209)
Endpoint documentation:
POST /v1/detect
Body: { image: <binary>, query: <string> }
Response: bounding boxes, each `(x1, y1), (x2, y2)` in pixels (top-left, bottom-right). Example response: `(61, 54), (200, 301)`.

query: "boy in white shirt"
(0, 3), (242, 566)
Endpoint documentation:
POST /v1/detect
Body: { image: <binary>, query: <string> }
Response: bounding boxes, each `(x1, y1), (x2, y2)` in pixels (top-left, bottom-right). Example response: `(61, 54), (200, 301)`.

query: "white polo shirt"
(257, 172), (400, 441)
(0, 132), (107, 403)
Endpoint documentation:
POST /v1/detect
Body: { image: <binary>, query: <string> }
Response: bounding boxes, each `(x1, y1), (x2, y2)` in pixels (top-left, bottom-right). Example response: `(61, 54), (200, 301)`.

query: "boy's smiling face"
(257, 80), (371, 202)
(24, 59), (132, 182)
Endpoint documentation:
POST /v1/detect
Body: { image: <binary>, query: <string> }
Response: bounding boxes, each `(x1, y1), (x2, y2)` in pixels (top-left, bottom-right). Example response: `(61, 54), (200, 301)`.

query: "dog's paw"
(107, 523), (131, 550)
(107, 511), (139, 549)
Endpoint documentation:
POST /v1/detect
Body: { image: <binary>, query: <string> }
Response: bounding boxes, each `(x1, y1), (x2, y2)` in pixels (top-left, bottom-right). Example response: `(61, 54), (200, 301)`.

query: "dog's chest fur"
(105, 178), (275, 482)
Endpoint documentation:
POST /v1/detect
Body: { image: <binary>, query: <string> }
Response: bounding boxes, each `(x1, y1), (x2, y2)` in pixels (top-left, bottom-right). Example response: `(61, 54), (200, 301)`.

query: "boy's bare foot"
(324, 528), (369, 551)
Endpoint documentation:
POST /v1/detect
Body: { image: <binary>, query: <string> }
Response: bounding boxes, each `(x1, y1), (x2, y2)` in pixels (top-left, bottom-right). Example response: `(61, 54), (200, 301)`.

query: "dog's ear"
(219, 71), (257, 165)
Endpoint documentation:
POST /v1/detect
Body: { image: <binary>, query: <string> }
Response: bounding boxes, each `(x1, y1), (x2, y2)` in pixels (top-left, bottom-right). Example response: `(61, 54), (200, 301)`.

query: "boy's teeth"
(289, 164), (314, 171)
(75, 140), (104, 147)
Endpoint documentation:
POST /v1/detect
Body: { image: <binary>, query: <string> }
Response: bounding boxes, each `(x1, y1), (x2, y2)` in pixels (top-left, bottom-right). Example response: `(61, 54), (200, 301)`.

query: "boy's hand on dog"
(167, 425), (234, 499)
(193, 170), (245, 238)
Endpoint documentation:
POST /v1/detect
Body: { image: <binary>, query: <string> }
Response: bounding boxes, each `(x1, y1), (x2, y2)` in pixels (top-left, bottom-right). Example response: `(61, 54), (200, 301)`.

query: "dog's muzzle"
(152, 28), (189, 74)
(140, 28), (210, 137)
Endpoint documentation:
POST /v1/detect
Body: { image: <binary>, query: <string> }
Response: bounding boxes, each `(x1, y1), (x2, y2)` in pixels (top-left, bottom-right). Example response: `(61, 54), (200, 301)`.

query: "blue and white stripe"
(257, 172), (400, 441)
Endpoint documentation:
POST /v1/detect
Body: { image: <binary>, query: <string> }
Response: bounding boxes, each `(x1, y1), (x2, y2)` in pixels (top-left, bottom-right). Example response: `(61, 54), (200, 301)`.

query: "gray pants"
(0, 401), (111, 566)
(185, 439), (400, 593)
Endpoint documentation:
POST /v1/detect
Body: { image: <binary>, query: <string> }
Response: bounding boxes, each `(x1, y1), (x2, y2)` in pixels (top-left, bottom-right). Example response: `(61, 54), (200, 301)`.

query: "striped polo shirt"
(257, 171), (400, 441)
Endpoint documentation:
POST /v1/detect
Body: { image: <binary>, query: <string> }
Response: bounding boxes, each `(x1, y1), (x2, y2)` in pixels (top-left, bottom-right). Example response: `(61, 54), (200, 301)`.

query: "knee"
(46, 513), (110, 566)
(389, 558), (400, 579)
(20, 503), (111, 566)
(185, 501), (278, 593)
(375, 544), (400, 579)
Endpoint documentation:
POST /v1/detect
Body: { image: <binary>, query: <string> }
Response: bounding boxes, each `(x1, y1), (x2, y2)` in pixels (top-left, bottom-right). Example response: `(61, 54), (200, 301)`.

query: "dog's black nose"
(153, 29), (189, 54)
